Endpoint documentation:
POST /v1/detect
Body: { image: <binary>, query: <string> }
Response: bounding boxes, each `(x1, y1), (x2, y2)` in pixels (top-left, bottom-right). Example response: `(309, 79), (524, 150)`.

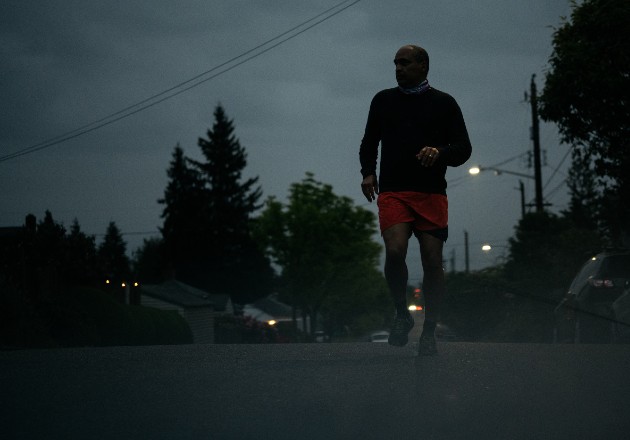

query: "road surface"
(2, 342), (630, 439)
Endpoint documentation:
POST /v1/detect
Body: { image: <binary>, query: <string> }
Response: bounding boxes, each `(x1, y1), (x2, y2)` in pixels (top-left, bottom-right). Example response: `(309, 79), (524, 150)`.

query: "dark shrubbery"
(442, 269), (556, 343)
(1, 286), (192, 348)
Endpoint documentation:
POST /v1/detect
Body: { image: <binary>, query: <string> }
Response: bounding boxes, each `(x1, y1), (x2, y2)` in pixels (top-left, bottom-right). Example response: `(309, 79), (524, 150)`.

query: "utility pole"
(464, 230), (470, 274)
(518, 180), (525, 219)
(530, 75), (544, 213)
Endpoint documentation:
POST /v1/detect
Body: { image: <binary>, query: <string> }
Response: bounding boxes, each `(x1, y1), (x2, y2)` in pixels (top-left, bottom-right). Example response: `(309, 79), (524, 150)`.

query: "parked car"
(314, 330), (329, 343)
(612, 280), (630, 342)
(369, 331), (389, 343)
(554, 249), (630, 343)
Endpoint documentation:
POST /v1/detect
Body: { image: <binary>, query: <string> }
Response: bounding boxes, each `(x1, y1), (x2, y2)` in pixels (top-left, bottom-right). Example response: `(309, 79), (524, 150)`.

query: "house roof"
(246, 295), (293, 320)
(141, 280), (232, 311)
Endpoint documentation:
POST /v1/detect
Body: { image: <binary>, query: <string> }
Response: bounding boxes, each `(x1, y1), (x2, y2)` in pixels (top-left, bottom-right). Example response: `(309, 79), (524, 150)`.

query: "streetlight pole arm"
(469, 165), (534, 180)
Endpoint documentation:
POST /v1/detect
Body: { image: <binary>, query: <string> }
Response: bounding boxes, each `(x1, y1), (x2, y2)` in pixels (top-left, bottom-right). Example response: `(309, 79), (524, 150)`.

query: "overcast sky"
(1, 0), (573, 279)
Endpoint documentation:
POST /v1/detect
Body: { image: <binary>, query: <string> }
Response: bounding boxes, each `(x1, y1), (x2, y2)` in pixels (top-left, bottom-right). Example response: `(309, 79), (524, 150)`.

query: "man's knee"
(384, 240), (409, 269)
(383, 224), (411, 259)
(421, 251), (445, 276)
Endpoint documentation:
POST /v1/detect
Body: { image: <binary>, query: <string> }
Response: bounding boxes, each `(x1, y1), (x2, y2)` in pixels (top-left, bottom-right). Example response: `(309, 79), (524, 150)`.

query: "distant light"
(105, 279), (110, 284)
(482, 244), (492, 252)
(469, 167), (481, 175)
(121, 282), (126, 288)
(268, 320), (277, 326)
(133, 282), (139, 287)
(408, 305), (423, 311)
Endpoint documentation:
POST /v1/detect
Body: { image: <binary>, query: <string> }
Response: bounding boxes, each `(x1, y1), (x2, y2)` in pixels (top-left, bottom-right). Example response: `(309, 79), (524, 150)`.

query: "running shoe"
(418, 333), (438, 356)
(388, 314), (414, 347)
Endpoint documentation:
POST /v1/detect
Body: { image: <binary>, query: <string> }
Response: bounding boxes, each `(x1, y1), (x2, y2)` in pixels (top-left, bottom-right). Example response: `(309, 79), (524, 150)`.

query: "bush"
(442, 269), (557, 343)
(0, 283), (56, 348)
(5, 286), (192, 348)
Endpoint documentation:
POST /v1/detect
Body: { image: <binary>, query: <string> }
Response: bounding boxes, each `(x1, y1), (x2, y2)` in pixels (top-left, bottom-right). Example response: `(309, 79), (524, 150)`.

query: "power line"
(543, 147), (570, 191)
(487, 151), (530, 169)
(0, 0), (362, 164)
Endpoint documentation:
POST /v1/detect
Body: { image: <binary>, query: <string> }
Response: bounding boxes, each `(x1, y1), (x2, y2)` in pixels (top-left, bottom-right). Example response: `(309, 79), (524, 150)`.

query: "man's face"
(394, 47), (427, 88)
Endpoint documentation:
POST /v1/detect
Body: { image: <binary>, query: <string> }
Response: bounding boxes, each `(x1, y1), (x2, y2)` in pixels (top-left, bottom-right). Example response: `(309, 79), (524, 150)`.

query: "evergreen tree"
(132, 237), (167, 284)
(63, 219), (99, 286)
(33, 211), (67, 297)
(98, 221), (130, 283)
(190, 105), (263, 257)
(159, 105), (273, 304)
(159, 144), (206, 264)
(36, 211), (67, 268)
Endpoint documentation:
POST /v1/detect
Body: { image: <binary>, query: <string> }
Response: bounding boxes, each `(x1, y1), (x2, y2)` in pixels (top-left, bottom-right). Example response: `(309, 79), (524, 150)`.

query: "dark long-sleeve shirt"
(359, 87), (472, 195)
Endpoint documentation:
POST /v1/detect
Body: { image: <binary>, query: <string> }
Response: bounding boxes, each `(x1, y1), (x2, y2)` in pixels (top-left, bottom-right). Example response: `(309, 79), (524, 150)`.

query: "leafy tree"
(254, 173), (388, 337)
(503, 212), (601, 299)
(159, 106), (274, 304)
(562, 148), (599, 231)
(539, 0), (630, 245)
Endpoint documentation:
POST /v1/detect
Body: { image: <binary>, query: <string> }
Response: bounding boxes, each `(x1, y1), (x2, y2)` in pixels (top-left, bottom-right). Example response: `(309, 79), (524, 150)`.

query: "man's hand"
(361, 175), (378, 202)
(416, 146), (440, 167)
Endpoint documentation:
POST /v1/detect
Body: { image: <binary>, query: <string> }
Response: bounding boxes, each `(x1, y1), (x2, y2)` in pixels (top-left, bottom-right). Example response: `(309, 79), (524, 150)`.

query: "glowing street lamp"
(469, 165), (540, 218)
(469, 165), (534, 180)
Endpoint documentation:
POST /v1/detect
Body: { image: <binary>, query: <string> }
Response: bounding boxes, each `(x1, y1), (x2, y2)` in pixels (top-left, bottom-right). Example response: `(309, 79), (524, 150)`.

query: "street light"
(469, 165), (534, 180)
(482, 243), (508, 252)
(469, 165), (541, 217)
(481, 243), (508, 265)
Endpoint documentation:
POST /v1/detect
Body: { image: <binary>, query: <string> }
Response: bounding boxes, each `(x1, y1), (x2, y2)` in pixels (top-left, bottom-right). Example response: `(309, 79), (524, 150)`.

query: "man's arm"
(359, 96), (381, 201)
(436, 96), (472, 167)
(361, 174), (378, 202)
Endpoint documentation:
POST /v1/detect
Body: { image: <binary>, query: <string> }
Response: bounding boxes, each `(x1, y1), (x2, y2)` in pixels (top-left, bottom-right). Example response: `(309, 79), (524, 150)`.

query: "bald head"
(401, 45), (429, 71)
(394, 45), (429, 87)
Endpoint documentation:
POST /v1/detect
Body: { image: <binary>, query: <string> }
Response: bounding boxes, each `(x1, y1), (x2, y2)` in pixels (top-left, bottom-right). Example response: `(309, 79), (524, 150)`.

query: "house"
(140, 280), (233, 344)
(244, 294), (311, 334)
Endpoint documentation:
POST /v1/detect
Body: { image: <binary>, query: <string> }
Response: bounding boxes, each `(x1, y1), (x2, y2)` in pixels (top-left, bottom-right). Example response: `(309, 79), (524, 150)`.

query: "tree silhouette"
(159, 105), (274, 304)
(98, 221), (130, 284)
(159, 144), (206, 265)
(190, 105), (263, 255)
(63, 219), (99, 286)
(540, 0), (630, 245)
(132, 237), (167, 284)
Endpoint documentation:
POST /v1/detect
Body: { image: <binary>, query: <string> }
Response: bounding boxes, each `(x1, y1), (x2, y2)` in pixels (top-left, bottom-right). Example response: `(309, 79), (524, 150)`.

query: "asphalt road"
(2, 342), (630, 440)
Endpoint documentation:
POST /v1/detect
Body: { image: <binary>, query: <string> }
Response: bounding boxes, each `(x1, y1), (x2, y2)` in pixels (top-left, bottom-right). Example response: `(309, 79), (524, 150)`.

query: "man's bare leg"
(382, 223), (415, 346)
(417, 232), (445, 354)
(383, 223), (413, 314)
